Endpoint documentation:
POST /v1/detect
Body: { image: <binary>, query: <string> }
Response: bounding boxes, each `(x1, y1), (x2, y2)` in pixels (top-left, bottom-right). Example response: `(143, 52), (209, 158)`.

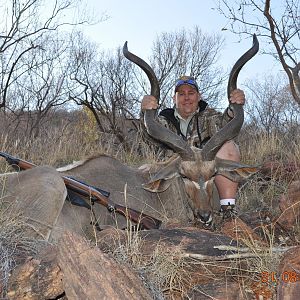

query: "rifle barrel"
(65, 176), (161, 229)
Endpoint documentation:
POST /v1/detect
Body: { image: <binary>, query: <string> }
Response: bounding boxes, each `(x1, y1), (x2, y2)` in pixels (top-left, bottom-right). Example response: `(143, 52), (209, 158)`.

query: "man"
(141, 75), (245, 218)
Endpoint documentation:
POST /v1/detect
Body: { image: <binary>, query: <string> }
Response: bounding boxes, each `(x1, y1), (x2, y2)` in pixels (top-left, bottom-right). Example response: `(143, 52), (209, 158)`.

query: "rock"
(5, 223), (281, 299)
(57, 231), (153, 300)
(277, 180), (300, 230)
(137, 226), (238, 257)
(221, 217), (267, 246)
(6, 245), (64, 300)
(98, 226), (241, 257)
(97, 226), (256, 293)
(251, 281), (274, 300)
(277, 246), (300, 300)
(96, 226), (127, 252)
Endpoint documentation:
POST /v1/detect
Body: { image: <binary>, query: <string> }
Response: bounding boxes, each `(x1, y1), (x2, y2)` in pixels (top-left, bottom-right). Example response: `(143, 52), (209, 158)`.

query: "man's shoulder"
(157, 108), (181, 134)
(159, 108), (175, 118)
(202, 106), (220, 113)
(197, 106), (222, 118)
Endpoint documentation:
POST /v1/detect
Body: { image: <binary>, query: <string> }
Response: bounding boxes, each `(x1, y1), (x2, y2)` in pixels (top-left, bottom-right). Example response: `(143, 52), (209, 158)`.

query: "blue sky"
(80, 0), (280, 86)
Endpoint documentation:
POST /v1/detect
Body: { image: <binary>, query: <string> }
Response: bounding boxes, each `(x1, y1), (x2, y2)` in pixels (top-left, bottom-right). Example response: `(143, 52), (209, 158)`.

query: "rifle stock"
(0, 151), (162, 230)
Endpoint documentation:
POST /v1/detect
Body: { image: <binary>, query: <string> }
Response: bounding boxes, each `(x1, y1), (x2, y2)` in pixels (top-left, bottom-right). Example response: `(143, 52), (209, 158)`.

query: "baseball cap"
(175, 76), (199, 92)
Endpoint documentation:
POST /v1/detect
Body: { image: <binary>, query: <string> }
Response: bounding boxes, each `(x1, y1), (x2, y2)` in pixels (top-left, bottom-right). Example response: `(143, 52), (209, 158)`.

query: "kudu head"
(123, 35), (259, 225)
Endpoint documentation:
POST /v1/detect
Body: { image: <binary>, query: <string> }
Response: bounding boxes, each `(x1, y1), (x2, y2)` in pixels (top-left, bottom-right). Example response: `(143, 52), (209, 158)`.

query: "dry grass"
(0, 112), (299, 299)
(238, 129), (299, 229)
(103, 227), (192, 299)
(99, 220), (286, 299)
(0, 118), (157, 173)
(240, 129), (299, 166)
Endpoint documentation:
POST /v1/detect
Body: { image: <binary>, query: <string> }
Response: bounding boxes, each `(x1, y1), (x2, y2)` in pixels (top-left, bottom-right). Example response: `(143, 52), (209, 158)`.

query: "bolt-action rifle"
(0, 151), (161, 230)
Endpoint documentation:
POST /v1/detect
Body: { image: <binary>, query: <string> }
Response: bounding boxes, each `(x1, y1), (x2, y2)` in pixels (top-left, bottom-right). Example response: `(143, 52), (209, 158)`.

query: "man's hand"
(229, 89), (245, 105)
(141, 95), (158, 112)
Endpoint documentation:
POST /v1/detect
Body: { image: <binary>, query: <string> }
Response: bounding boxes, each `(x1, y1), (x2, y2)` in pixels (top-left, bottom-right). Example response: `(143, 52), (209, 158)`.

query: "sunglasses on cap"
(175, 76), (199, 92)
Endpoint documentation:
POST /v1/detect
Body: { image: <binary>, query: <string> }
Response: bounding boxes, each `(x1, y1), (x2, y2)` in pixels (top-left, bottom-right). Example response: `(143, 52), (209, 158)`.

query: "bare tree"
(148, 26), (225, 108)
(7, 32), (72, 137)
(68, 32), (140, 147)
(216, 0), (300, 106)
(67, 27), (227, 149)
(0, 0), (107, 137)
(0, 0), (99, 110)
(245, 73), (300, 134)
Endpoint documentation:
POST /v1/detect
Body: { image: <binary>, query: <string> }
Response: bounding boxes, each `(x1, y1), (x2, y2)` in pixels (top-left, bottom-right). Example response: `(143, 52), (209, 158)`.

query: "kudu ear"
(142, 178), (176, 193)
(215, 157), (260, 183)
(142, 159), (181, 193)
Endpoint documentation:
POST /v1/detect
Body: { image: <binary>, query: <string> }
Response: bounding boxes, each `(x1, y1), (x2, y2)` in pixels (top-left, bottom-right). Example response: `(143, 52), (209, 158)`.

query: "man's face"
(173, 85), (200, 119)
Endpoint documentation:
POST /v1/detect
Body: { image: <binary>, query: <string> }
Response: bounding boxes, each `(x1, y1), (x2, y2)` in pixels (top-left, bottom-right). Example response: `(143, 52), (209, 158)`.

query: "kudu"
(122, 34), (260, 224)
(55, 35), (260, 234)
(0, 36), (259, 243)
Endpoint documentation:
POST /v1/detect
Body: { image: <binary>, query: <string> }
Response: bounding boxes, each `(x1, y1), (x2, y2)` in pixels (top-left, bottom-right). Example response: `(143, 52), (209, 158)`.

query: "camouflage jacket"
(141, 100), (233, 158)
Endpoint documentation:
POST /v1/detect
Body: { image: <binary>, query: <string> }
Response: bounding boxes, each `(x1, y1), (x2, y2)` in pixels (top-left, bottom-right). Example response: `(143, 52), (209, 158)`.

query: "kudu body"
(0, 155), (196, 242)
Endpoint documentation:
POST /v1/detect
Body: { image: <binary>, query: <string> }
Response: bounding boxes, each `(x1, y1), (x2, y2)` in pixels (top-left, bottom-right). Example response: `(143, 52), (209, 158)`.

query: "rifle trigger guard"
(107, 203), (115, 213)
(91, 198), (95, 205)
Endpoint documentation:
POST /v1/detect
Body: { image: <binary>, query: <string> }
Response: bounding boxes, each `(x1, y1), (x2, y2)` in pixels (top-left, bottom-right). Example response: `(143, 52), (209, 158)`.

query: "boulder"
(221, 217), (267, 246)
(7, 231), (154, 300)
(58, 231), (153, 300)
(97, 226), (256, 293)
(7, 245), (64, 300)
(277, 246), (300, 300)
(277, 180), (300, 230)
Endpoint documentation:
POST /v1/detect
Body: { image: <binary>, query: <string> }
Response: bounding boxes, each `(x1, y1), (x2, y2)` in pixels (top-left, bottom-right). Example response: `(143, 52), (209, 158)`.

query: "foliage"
(0, 0), (104, 138)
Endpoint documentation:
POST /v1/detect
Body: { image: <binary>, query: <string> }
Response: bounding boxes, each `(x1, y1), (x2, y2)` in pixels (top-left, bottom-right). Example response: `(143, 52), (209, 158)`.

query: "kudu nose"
(199, 211), (213, 225)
